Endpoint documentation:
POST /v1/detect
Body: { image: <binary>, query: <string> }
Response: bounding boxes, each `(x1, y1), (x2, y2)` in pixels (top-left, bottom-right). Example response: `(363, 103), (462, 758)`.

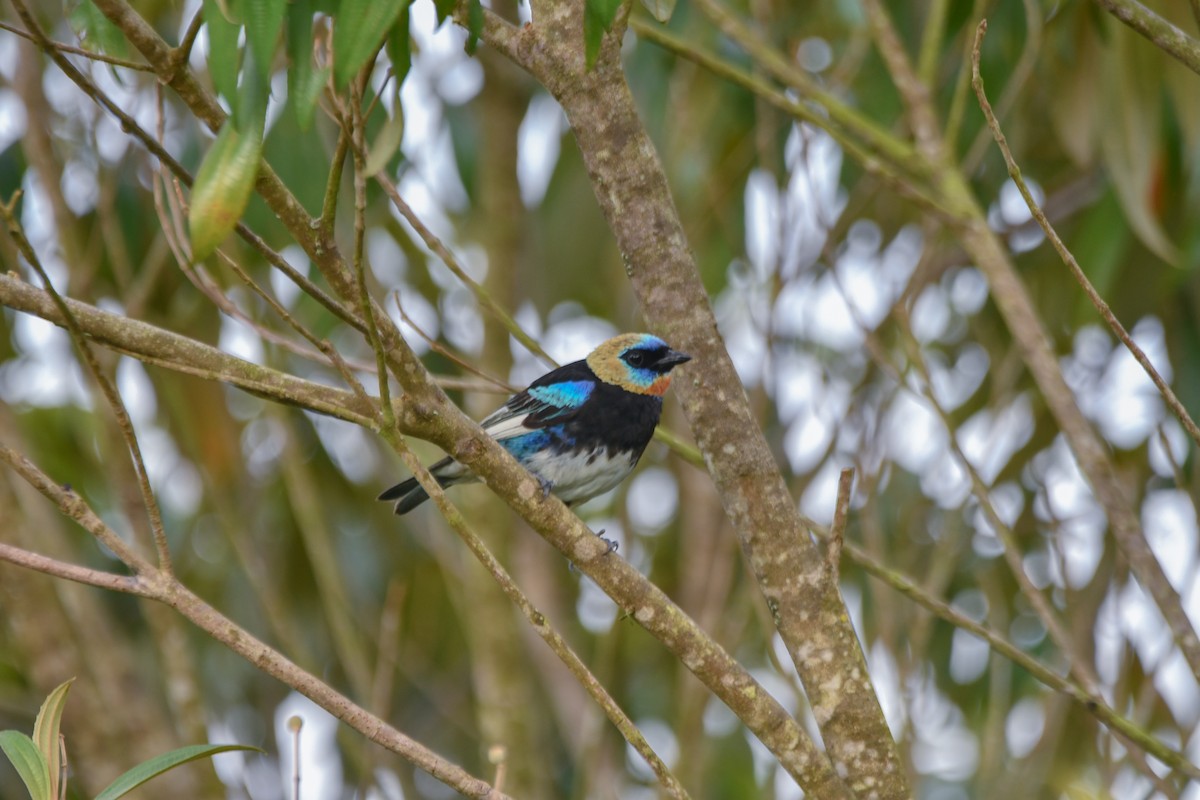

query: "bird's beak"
(659, 349), (692, 368)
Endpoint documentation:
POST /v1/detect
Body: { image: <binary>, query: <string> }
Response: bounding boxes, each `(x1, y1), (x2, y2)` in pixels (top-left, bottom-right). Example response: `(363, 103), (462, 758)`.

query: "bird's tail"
(377, 476), (434, 514)
(378, 457), (468, 514)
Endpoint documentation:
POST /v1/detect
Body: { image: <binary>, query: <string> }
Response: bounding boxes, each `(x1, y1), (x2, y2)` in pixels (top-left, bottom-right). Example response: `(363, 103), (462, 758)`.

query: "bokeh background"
(2, 0), (1200, 797)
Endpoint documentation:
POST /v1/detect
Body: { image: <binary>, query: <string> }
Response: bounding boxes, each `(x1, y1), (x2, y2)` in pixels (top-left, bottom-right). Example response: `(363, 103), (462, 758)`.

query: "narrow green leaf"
(188, 121), (264, 261)
(583, 0), (622, 69)
(638, 0), (675, 23)
(365, 104), (404, 177)
(234, 49), (270, 132)
(32, 679), (73, 800)
(1098, 24), (1179, 266)
(0, 731), (51, 800)
(432, 0), (455, 26)
(244, 0), (286, 81)
(295, 66), (330, 131)
(332, 0), (407, 89)
(94, 744), (263, 800)
(287, 0), (323, 129)
(464, 0), (483, 54)
(384, 1), (413, 88)
(203, 0), (243, 105)
(1072, 188), (1129, 301)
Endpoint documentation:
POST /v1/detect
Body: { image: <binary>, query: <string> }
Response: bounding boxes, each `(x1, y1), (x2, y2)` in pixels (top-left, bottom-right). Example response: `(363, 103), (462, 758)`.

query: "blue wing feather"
(478, 362), (597, 440)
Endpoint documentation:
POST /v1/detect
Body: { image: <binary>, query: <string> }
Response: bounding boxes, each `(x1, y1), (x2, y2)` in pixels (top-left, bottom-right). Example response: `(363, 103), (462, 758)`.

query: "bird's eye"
(625, 351), (646, 367)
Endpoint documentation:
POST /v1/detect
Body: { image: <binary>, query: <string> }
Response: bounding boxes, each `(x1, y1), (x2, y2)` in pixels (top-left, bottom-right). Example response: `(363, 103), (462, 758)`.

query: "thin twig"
(0, 542), (149, 596)
(392, 291), (515, 392)
(0, 464), (510, 797)
(630, 19), (954, 224)
(348, 75), (391, 433)
(0, 19), (154, 71)
(0, 193), (175, 575)
(0, 445), (153, 572)
(826, 469), (853, 581)
(164, 7), (204, 82)
(374, 171), (556, 367)
(826, 242), (1196, 784)
(378, 428), (693, 799)
(689, 0), (917, 169)
(971, 19), (1200, 453)
(802, 520), (1200, 780)
(288, 716), (302, 800)
(962, 0), (1042, 173)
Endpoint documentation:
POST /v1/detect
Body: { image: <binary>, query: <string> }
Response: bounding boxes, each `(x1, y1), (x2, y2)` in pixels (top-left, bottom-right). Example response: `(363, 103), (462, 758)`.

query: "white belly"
(522, 445), (639, 506)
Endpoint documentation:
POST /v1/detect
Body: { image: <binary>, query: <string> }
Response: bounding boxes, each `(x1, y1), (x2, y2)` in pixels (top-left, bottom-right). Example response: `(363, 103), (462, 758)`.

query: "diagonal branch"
(1, 190), (174, 575)
(478, 2), (906, 797)
(0, 273), (381, 427)
(12, 7), (847, 790)
(0, 450), (510, 799)
(962, 21), (1200, 683)
(971, 19), (1200, 452)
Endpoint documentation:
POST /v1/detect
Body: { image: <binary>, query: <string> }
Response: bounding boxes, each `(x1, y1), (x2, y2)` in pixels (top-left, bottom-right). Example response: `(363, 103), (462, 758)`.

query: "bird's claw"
(537, 476), (553, 499)
(595, 528), (619, 555)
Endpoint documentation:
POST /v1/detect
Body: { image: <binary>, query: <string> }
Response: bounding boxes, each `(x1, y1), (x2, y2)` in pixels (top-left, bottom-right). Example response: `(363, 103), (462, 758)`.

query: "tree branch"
(12, 6), (848, 791)
(479, 3), (905, 797)
(1093, 0), (1200, 75)
(0, 273), (381, 427)
(0, 446), (511, 799)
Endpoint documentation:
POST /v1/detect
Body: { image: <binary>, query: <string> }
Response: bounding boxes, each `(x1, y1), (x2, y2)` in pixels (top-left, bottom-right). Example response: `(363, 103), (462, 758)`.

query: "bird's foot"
(567, 528), (619, 573)
(537, 476), (554, 499)
(594, 528), (619, 555)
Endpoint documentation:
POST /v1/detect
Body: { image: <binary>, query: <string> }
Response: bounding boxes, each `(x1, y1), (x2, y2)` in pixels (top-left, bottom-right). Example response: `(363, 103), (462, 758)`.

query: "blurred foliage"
(1, 0), (1200, 797)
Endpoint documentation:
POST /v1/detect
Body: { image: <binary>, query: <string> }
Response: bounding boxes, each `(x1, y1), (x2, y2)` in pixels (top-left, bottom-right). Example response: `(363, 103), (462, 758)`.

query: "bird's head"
(586, 333), (692, 396)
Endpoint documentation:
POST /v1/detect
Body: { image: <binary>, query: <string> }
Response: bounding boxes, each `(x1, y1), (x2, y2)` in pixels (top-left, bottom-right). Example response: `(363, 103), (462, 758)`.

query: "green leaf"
(365, 104), (404, 177)
(638, 0), (675, 24)
(32, 679), (73, 800)
(0, 731), (51, 800)
(1098, 23), (1179, 266)
(432, 0), (455, 26)
(203, 0), (243, 105)
(235, 49), (270, 132)
(295, 65), (330, 131)
(384, 1), (413, 88)
(583, 0), (622, 69)
(332, 0), (407, 89)
(287, 0), (327, 130)
(188, 120), (265, 261)
(464, 0), (483, 54)
(1072, 188), (1129, 301)
(244, 0), (287, 81)
(94, 744), (263, 800)
(68, 0), (130, 61)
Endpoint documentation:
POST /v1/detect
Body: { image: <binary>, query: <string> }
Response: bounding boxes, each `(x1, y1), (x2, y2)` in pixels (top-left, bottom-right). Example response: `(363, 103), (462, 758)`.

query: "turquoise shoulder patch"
(528, 381), (594, 409)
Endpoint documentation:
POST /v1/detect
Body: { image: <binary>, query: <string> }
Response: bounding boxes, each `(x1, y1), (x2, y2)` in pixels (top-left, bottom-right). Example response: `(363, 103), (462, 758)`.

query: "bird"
(379, 333), (691, 520)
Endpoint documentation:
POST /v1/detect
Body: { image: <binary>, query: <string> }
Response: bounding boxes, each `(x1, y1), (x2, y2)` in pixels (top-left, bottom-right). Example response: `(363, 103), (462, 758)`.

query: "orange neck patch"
(645, 375), (673, 396)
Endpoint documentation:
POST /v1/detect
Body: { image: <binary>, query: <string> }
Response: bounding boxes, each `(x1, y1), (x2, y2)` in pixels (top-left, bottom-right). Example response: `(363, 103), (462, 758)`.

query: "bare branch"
(1093, 0), (1200, 75)
(826, 469), (853, 582)
(0, 543), (150, 596)
(970, 19), (1200, 452)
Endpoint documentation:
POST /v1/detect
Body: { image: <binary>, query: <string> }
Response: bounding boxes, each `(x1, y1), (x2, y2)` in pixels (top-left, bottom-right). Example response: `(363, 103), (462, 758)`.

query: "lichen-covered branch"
(13, 5), (848, 791)
(478, 2), (907, 797)
(0, 274), (381, 427)
(1094, 0), (1200, 75)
